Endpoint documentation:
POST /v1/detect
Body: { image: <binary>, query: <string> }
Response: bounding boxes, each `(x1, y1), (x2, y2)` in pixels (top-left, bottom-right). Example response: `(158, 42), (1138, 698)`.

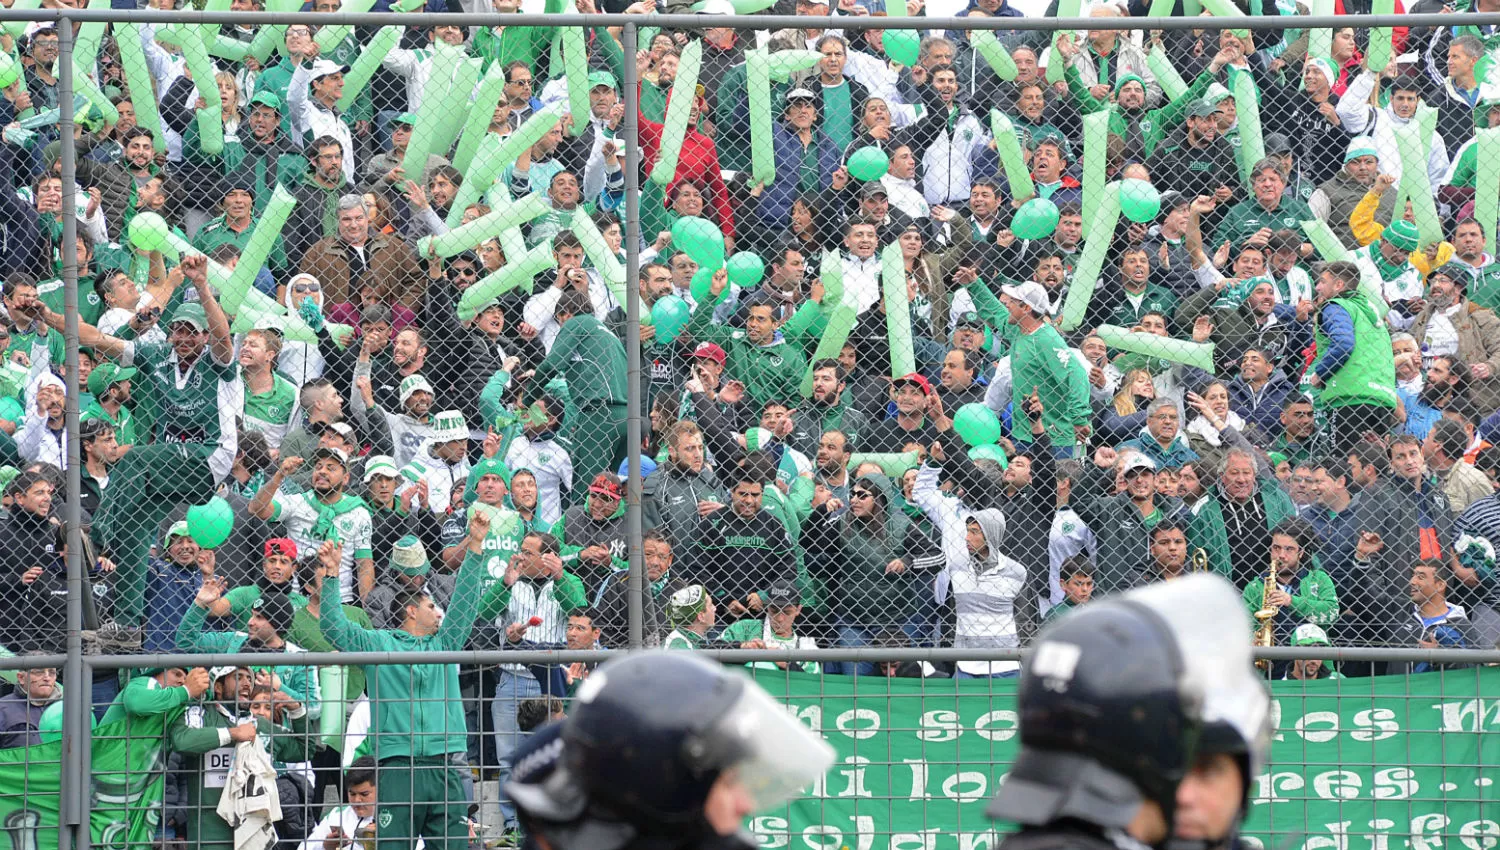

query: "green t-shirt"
(125, 339), (239, 477)
(36, 276), (104, 325)
(81, 397), (138, 446)
(242, 373), (299, 447)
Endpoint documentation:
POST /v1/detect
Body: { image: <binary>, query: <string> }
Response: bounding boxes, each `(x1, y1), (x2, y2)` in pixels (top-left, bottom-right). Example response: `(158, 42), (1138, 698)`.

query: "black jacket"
(0, 508), (65, 652)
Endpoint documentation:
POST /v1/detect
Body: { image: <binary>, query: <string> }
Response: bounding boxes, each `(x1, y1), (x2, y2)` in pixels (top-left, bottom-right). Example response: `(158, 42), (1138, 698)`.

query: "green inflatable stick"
(561, 7), (591, 138)
(447, 103), (566, 228)
(459, 241), (558, 322)
(989, 109), (1035, 201)
(970, 30), (1018, 81)
(419, 193), (550, 259)
(74, 0), (110, 70)
(1396, 106), (1443, 247)
(314, 0), (379, 54)
(729, 0), (776, 12)
(209, 35), (251, 62)
(247, 0), (300, 63)
(118, 24), (167, 153)
(820, 248), (844, 309)
(401, 44), (476, 181)
(1199, 0), (1248, 38)
(651, 40), (703, 187)
(1096, 324), (1216, 371)
(571, 208), (628, 307)
(1, 0), (39, 39)
(1059, 182), (1121, 332)
(452, 63), (509, 173)
(336, 26), (399, 112)
(168, 25), (224, 156)
(1300, 218), (1352, 262)
(1476, 126), (1500, 256)
(846, 451), (921, 477)
(1307, 0), (1335, 60)
(800, 303), (858, 397)
(1082, 110), (1108, 223)
(220, 183), (297, 314)
(767, 49), (821, 82)
(1364, 0), (1396, 73)
(748, 48), (775, 187)
(1232, 70), (1264, 190)
(882, 241), (915, 377)
(231, 287), (319, 343)
(1147, 44), (1189, 102)
(1146, 0), (1174, 15)
(1046, 0), (1081, 84)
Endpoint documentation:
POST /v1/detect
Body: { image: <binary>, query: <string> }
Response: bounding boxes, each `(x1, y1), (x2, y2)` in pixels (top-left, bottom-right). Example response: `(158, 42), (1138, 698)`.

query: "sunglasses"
(851, 490), (874, 500)
(449, 267), (478, 279)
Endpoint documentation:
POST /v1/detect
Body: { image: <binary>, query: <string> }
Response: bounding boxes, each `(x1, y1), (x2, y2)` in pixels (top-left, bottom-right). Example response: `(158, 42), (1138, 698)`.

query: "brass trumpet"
(1191, 548), (1209, 573)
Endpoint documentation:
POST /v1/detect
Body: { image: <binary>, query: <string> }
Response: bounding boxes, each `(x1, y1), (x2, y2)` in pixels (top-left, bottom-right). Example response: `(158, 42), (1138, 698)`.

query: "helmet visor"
(690, 675), (835, 813)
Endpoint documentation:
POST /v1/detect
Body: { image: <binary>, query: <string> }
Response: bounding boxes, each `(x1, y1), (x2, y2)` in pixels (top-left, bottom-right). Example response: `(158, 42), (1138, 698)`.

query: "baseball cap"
(308, 59), (350, 80)
(588, 70), (618, 91)
(264, 538), (297, 560)
(1290, 623), (1331, 647)
(325, 421), (356, 443)
(785, 87), (817, 103)
(363, 454), (399, 482)
(169, 302), (208, 331)
(892, 372), (933, 397)
(1000, 281), (1051, 316)
(400, 374), (435, 406)
(391, 535), (431, 577)
(165, 520), (191, 544)
(431, 410), (468, 444)
(859, 182), (889, 199)
(393, 112), (417, 126)
(1120, 454), (1157, 477)
(666, 584), (710, 627)
(689, 342), (727, 365)
(1263, 133), (1292, 155)
(1204, 82), (1233, 104)
(86, 361), (138, 397)
(249, 91), (282, 112)
(311, 446), (350, 469)
(588, 472), (624, 500)
(955, 310), (985, 329)
(1186, 98), (1218, 118)
(765, 578), (799, 607)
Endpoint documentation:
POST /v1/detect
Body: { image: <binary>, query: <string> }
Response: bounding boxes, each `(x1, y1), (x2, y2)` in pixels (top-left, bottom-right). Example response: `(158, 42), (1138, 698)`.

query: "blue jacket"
(1229, 371), (1296, 441)
(1119, 429), (1202, 469)
(756, 123), (841, 228)
(143, 557), (203, 654)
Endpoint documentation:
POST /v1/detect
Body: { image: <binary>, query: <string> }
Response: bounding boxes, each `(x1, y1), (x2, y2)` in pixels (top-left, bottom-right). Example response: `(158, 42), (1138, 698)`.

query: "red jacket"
(637, 91), (736, 241)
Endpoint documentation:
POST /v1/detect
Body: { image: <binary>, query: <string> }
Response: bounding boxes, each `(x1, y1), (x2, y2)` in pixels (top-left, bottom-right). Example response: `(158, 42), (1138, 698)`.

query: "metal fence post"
(56, 15), (87, 850)
(622, 20), (644, 650)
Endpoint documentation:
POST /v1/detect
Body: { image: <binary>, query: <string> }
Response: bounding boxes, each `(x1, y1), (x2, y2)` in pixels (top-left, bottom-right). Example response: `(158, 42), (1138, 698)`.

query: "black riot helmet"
(989, 574), (1263, 847)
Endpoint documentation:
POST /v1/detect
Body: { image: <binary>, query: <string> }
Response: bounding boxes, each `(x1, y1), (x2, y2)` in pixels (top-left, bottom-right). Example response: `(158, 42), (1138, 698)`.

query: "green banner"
(0, 713), (169, 850)
(749, 666), (1500, 850)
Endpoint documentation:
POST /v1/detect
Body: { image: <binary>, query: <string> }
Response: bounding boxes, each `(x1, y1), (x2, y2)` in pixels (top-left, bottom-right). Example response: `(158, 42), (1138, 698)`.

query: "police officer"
(989, 574), (1270, 850)
(505, 651), (834, 850)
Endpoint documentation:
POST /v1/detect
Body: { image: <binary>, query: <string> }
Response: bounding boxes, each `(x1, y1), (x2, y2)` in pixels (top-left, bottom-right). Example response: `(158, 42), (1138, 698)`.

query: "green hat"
(587, 70), (617, 91)
(393, 112), (417, 126)
(1290, 623), (1331, 647)
(168, 301), (208, 331)
(391, 535), (430, 577)
(249, 91), (282, 112)
(87, 361), (138, 397)
(1114, 73), (1146, 94)
(1344, 135), (1379, 163)
(666, 584), (710, 628)
(1382, 219), (1420, 252)
(363, 454), (399, 483)
(1266, 451), (1289, 469)
(0, 466), (19, 493)
(1186, 98), (1218, 118)
(165, 520), (191, 544)
(472, 456), (513, 487)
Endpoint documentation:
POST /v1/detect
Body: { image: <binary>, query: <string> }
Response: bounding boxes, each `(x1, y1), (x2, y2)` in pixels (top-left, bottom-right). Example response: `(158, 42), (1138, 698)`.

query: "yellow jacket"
(1350, 190), (1454, 279)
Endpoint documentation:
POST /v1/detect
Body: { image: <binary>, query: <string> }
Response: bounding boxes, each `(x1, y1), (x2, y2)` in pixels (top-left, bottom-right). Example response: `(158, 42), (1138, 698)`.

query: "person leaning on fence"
(316, 509), (488, 850)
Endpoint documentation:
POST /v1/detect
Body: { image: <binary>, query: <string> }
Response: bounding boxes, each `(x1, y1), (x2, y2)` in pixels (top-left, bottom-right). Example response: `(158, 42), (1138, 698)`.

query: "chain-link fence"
(2, 1), (1500, 848)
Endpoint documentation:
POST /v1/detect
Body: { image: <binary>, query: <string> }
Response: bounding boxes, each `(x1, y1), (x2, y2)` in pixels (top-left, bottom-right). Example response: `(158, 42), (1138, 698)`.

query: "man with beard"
(354, 372), (434, 468)
(16, 370), (66, 469)
(684, 468), (795, 626)
(811, 429), (853, 508)
(1149, 100), (1239, 204)
(1241, 518), (1339, 674)
(250, 447), (375, 603)
(788, 359), (869, 458)
(1269, 397), (1319, 466)
(286, 137), (354, 266)
(643, 421), (725, 548)
(168, 665), (314, 850)
(1088, 245), (1179, 332)
(1412, 264), (1500, 412)
(176, 579), (321, 716)
(368, 326), (427, 412)
(1402, 354), (1469, 440)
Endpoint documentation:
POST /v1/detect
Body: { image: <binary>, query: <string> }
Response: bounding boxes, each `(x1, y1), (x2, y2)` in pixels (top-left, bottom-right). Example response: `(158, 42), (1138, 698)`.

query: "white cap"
(363, 454), (399, 482)
(1000, 281), (1051, 316)
(308, 59), (350, 81)
(431, 410), (468, 444)
(1119, 453), (1157, 476)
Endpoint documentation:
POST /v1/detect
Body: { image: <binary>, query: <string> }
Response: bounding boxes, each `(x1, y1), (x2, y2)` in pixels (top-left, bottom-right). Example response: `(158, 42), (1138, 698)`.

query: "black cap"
(252, 591), (297, 636)
(1264, 133), (1292, 155)
(956, 311), (985, 329)
(765, 579), (799, 607)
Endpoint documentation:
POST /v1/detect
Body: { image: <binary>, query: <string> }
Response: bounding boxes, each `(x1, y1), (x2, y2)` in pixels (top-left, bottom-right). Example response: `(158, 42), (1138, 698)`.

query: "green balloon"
(885, 29), (920, 66)
(650, 294), (691, 343)
(1011, 198), (1060, 240)
(689, 266), (718, 305)
(38, 701), (63, 743)
(185, 496), (235, 550)
(671, 216), (725, 269)
(1120, 179), (1162, 224)
(953, 403), (1003, 448)
(128, 212), (172, 253)
(968, 443), (1009, 468)
(847, 146), (889, 182)
(0, 52), (18, 90)
(726, 252), (765, 288)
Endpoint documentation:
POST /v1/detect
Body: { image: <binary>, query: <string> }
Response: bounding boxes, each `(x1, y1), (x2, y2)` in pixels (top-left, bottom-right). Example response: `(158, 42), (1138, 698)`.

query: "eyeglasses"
(509, 77), (535, 87)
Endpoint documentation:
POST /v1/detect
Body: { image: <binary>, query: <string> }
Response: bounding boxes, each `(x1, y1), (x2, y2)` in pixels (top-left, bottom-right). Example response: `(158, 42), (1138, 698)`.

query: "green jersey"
(1008, 321), (1091, 445)
(123, 338), (239, 479)
(81, 397), (138, 446)
(241, 373), (299, 449)
(36, 276), (105, 325)
(193, 215), (289, 277)
(526, 314), (629, 406)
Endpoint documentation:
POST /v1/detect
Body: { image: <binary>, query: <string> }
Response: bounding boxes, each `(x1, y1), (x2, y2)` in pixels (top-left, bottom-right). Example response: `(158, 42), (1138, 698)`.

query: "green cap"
(472, 456), (513, 487)
(391, 535), (430, 576)
(169, 301), (208, 331)
(1382, 219), (1420, 252)
(87, 361), (138, 397)
(1291, 623), (1331, 647)
(666, 584), (710, 628)
(249, 92), (282, 111)
(165, 520), (191, 544)
(587, 70), (617, 91)
(1186, 98), (1218, 118)
(393, 112), (417, 126)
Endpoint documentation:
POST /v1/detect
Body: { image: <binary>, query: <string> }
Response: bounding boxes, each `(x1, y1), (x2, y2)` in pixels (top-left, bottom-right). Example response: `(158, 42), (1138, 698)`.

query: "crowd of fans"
(0, 0), (1498, 845)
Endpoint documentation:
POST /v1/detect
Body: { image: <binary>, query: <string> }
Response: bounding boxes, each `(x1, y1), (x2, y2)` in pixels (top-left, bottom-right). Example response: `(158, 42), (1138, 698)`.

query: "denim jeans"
(490, 670), (542, 831)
